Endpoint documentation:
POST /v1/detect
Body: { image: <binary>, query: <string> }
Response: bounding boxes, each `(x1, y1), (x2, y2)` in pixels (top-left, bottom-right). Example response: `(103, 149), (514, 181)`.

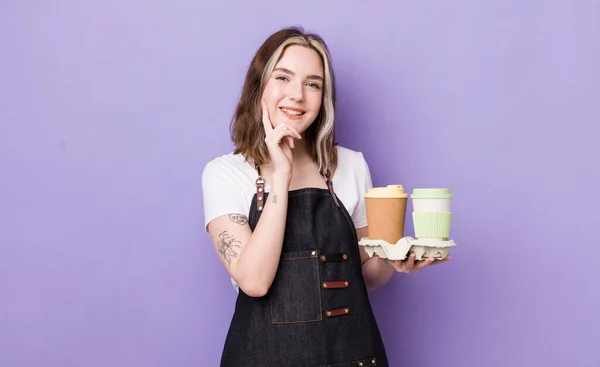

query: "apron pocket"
(269, 249), (322, 324)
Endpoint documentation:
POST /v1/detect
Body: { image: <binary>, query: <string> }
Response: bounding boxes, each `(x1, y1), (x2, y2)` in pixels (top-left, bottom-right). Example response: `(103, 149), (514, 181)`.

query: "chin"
(290, 121), (313, 134)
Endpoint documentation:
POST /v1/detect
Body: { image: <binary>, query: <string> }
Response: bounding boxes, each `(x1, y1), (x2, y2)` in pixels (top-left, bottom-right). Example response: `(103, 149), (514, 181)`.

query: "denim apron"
(220, 173), (389, 367)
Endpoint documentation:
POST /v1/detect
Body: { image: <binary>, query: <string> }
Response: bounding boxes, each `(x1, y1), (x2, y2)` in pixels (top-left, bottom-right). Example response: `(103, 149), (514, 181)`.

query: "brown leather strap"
(320, 253), (348, 262)
(325, 169), (340, 207)
(255, 167), (337, 211)
(322, 281), (349, 289)
(325, 307), (350, 318)
(255, 164), (265, 212)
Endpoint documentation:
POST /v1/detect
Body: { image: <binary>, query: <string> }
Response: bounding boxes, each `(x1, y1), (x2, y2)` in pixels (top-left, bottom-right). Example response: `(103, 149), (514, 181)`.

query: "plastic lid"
(364, 185), (409, 198)
(410, 188), (453, 199)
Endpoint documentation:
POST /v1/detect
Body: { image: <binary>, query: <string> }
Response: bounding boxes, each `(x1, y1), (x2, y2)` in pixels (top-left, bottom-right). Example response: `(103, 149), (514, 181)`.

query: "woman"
(202, 26), (447, 367)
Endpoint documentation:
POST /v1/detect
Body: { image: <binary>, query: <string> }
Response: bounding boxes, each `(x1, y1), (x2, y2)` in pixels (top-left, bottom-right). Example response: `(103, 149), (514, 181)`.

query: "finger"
(407, 253), (421, 273)
(430, 256), (451, 266)
(261, 101), (274, 132)
(280, 123), (302, 139)
(414, 257), (435, 270)
(405, 253), (416, 269)
(395, 260), (411, 273)
(388, 260), (405, 273)
(269, 129), (298, 148)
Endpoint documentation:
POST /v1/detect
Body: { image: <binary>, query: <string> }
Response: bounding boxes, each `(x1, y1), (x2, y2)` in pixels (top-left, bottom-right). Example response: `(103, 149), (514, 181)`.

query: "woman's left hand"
(386, 253), (450, 273)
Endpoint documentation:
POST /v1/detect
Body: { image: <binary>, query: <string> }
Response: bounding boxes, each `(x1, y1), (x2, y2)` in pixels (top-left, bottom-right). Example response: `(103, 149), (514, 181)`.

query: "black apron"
(220, 174), (388, 367)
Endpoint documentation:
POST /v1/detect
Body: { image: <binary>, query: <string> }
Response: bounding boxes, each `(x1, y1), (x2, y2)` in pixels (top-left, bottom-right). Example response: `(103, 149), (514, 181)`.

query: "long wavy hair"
(230, 26), (338, 175)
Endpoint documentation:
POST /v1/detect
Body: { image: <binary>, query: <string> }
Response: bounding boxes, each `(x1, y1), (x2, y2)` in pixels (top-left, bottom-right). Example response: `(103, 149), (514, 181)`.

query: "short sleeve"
(351, 152), (373, 229)
(201, 160), (249, 232)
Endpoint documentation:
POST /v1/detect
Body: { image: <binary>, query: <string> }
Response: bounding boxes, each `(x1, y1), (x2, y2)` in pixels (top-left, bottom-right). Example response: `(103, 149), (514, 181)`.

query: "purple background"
(1, 1), (599, 366)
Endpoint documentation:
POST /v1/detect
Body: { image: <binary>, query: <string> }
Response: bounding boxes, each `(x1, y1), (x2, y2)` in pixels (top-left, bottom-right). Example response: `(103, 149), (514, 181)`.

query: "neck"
(291, 139), (311, 162)
(249, 140), (315, 173)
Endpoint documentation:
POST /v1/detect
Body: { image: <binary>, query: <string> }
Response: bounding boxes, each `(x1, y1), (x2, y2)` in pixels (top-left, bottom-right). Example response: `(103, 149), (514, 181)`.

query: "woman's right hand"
(261, 101), (302, 181)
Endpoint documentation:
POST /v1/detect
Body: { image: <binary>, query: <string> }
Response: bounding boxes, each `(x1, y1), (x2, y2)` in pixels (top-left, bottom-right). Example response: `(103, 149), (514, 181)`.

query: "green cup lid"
(410, 188), (453, 199)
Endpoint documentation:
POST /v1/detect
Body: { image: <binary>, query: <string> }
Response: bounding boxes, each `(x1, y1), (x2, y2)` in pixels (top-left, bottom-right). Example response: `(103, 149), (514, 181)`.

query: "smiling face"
(230, 27), (337, 172)
(261, 45), (324, 134)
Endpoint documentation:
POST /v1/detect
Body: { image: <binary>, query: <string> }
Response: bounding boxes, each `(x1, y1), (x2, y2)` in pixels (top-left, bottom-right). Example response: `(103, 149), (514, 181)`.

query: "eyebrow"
(274, 67), (324, 81)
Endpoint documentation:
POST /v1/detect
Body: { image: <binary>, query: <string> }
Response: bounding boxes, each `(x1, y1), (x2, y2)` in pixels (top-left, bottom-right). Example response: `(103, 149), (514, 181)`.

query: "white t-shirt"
(201, 145), (373, 290)
(202, 145), (373, 230)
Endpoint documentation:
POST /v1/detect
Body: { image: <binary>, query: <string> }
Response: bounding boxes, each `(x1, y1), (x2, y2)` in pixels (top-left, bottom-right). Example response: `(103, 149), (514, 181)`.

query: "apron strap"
(325, 169), (340, 207)
(253, 166), (340, 212)
(255, 164), (265, 212)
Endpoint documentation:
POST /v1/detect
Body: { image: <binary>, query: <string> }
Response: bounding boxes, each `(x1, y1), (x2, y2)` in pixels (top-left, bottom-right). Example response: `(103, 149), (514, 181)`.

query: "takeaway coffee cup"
(364, 185), (409, 244)
(411, 188), (453, 240)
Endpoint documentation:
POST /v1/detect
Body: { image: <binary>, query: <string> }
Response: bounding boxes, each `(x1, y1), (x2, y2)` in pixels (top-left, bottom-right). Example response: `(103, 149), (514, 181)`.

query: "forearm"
(234, 179), (289, 295)
(362, 256), (395, 291)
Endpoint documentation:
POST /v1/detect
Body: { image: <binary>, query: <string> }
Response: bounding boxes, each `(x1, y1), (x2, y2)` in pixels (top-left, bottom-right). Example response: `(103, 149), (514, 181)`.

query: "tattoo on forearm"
(228, 214), (248, 225)
(272, 194), (277, 204)
(217, 230), (242, 266)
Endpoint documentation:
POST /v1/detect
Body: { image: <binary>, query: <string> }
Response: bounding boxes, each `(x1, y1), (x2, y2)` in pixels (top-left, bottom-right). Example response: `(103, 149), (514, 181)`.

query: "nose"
(288, 81), (304, 102)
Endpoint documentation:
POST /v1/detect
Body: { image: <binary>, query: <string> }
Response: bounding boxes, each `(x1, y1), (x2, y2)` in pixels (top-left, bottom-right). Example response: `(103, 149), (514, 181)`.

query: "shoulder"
(202, 152), (256, 230)
(335, 145), (370, 174)
(332, 145), (372, 190)
(202, 152), (249, 179)
(331, 146), (373, 228)
(202, 152), (256, 195)
(203, 152), (246, 170)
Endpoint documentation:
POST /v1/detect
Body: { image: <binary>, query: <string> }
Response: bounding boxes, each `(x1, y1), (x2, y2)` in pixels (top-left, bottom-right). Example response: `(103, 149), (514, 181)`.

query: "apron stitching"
(317, 248), (323, 320)
(269, 250), (324, 324)
(231, 179), (386, 365)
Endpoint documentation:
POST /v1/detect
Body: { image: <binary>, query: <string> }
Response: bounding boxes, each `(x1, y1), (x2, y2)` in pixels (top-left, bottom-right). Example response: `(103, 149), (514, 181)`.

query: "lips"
(280, 107), (305, 115)
(279, 106), (305, 120)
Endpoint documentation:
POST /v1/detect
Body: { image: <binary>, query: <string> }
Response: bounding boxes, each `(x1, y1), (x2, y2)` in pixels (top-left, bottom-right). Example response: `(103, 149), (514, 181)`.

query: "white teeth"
(281, 108), (303, 116)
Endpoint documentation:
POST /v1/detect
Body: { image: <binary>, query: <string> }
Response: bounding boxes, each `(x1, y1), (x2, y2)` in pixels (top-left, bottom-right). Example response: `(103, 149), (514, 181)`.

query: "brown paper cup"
(364, 185), (408, 244)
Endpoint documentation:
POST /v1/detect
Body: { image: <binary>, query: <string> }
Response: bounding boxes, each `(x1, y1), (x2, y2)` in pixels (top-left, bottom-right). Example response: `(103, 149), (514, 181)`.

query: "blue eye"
(307, 82), (321, 90)
(275, 75), (289, 82)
